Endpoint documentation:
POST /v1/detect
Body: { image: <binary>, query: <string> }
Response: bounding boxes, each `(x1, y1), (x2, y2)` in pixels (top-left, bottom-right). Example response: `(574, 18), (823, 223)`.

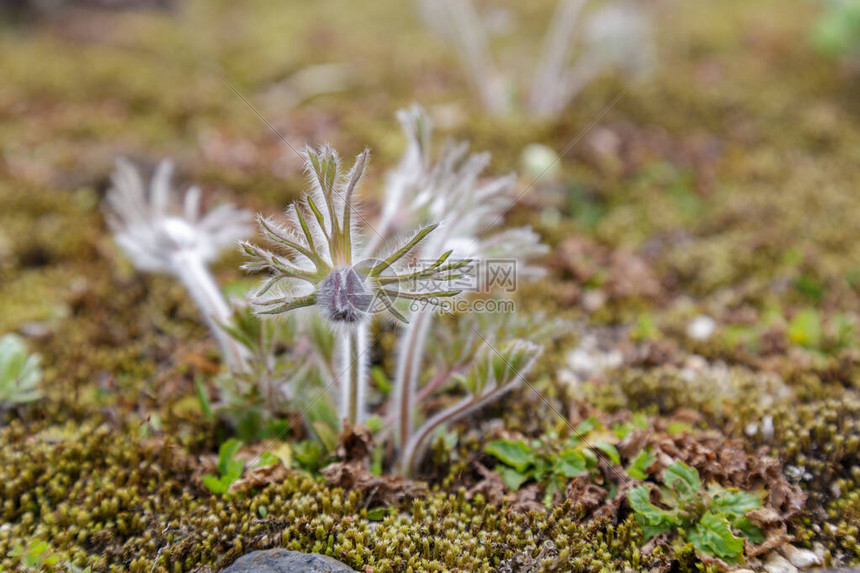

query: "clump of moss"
(584, 361), (792, 433)
(0, 418), (672, 572)
(819, 472), (860, 563)
(764, 396), (860, 491)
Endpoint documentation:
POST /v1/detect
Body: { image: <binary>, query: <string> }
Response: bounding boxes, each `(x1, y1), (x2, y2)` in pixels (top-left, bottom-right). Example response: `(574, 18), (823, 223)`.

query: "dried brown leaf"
(466, 462), (506, 505)
(321, 461), (426, 507)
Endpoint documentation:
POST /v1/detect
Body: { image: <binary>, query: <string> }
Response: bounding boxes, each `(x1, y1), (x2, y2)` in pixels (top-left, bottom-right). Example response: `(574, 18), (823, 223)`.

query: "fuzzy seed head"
(317, 267), (374, 324)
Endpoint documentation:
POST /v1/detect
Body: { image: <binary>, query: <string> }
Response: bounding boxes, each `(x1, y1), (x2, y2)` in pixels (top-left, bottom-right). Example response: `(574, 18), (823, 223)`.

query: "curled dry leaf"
(594, 480), (635, 523)
(229, 463), (293, 494)
(321, 461), (427, 507)
(336, 422), (375, 462)
(649, 434), (805, 516)
(510, 484), (545, 515)
(466, 461), (506, 505)
(566, 474), (608, 516)
(696, 552), (732, 572)
(745, 507), (793, 558)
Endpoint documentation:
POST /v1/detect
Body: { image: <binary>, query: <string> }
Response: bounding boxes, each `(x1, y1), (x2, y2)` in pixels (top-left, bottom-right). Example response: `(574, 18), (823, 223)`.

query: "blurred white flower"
(583, 3), (655, 73)
(687, 315), (717, 341)
(558, 334), (623, 388)
(105, 158), (254, 370)
(417, 0), (655, 117)
(106, 158), (253, 273)
(372, 105), (548, 275)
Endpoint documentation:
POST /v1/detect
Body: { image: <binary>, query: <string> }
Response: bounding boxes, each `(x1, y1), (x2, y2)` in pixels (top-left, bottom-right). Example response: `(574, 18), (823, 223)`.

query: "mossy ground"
(1, 0), (859, 571)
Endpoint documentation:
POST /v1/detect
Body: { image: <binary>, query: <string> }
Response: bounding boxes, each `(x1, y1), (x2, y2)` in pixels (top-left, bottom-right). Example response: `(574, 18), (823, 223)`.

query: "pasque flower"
(240, 144), (468, 424)
(105, 158), (253, 370)
(373, 106), (549, 467)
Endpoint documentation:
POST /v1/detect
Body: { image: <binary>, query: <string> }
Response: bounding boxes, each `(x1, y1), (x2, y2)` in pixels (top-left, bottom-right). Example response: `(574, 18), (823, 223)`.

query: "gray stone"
(221, 549), (355, 573)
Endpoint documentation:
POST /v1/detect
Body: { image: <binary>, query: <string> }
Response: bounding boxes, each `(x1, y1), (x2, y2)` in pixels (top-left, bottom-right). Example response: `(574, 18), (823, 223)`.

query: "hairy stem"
(393, 309), (432, 448)
(340, 322), (369, 426)
(173, 251), (248, 372)
(400, 379), (521, 477)
(399, 393), (475, 477)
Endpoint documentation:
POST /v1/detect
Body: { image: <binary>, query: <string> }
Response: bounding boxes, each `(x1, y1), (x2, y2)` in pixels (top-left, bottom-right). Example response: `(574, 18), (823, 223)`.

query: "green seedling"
(628, 461), (764, 563)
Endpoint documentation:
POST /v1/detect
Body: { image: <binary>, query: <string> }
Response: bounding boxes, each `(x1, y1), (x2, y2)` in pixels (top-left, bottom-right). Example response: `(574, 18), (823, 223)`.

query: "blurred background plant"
(105, 158), (253, 370)
(416, 0), (655, 117)
(811, 0), (860, 68)
(0, 333), (42, 415)
(377, 106), (552, 474)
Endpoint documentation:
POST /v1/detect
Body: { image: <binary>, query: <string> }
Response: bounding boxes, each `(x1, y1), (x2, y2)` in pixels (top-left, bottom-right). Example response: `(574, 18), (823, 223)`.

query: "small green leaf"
(193, 377), (213, 420)
(666, 421), (692, 435)
(371, 366), (392, 394)
(788, 308), (822, 349)
(734, 516), (766, 545)
(710, 488), (762, 517)
(627, 449), (655, 480)
(257, 452), (279, 467)
(793, 275), (825, 302)
(581, 447), (598, 468)
(531, 456), (552, 482)
(258, 505), (268, 518)
(293, 441), (324, 472)
(688, 512), (745, 561)
(631, 313), (660, 342)
(202, 475), (229, 495)
(543, 476), (563, 506)
(370, 444), (385, 476)
(627, 485), (676, 540)
(628, 486), (663, 520)
(592, 442), (621, 465)
(484, 439), (534, 472)
(0, 334), (43, 405)
(217, 439), (244, 477)
(366, 507), (388, 521)
(663, 461), (701, 503)
(311, 421), (338, 453)
(573, 416), (597, 437)
(499, 467), (530, 491)
(556, 449), (588, 477)
(366, 415), (385, 433)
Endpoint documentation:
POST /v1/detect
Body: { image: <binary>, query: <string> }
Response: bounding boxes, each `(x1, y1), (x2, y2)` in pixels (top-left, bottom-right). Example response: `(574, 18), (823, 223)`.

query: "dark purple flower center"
(317, 267), (374, 323)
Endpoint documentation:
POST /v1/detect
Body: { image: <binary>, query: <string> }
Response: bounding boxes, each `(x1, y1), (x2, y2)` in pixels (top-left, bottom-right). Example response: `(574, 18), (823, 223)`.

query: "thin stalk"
(441, 0), (506, 114)
(382, 360), (468, 427)
(530, 0), (587, 115)
(400, 379), (521, 476)
(340, 322), (369, 425)
(399, 393), (475, 476)
(393, 309), (432, 449)
(173, 251), (249, 372)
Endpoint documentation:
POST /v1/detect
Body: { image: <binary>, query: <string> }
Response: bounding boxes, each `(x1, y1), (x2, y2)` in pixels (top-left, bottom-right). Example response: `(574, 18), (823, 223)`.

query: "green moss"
(0, 420), (668, 572)
(1, 0), (860, 569)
